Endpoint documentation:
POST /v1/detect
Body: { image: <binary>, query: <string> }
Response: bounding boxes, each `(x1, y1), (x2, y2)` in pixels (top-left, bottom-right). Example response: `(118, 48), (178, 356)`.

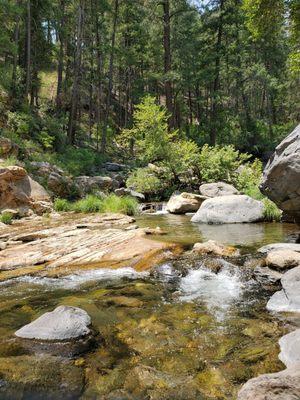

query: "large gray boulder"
(199, 182), (239, 197)
(279, 329), (300, 368)
(166, 192), (207, 214)
(191, 195), (264, 224)
(15, 305), (91, 341)
(267, 266), (300, 312)
(238, 367), (300, 400)
(260, 123), (300, 222)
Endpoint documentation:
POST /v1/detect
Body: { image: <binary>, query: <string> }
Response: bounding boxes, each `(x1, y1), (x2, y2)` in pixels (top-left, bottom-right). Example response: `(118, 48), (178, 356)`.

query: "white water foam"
(13, 267), (149, 290)
(179, 265), (243, 313)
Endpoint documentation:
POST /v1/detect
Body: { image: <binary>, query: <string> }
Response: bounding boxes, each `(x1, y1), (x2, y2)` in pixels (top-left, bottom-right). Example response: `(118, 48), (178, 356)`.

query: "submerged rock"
(267, 266), (300, 312)
(0, 355), (84, 400)
(279, 329), (300, 368)
(191, 195), (264, 224)
(166, 192), (207, 214)
(15, 306), (91, 341)
(238, 367), (300, 400)
(199, 182), (239, 197)
(260, 123), (300, 222)
(192, 240), (240, 257)
(265, 249), (300, 270)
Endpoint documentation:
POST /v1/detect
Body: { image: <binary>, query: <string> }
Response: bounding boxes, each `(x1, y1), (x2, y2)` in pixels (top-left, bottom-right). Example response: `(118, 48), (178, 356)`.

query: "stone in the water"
(238, 367), (300, 400)
(192, 240), (240, 257)
(279, 329), (300, 368)
(15, 305), (91, 340)
(191, 195), (264, 224)
(265, 249), (300, 270)
(199, 181), (239, 197)
(115, 187), (145, 201)
(258, 243), (300, 254)
(166, 192), (207, 214)
(267, 266), (300, 312)
(260, 123), (300, 222)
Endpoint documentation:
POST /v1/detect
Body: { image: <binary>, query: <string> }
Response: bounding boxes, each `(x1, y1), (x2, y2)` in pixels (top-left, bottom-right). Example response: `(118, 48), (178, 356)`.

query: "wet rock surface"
(267, 265), (300, 312)
(192, 240), (240, 257)
(258, 242), (300, 254)
(0, 213), (178, 281)
(191, 195), (264, 224)
(265, 249), (300, 270)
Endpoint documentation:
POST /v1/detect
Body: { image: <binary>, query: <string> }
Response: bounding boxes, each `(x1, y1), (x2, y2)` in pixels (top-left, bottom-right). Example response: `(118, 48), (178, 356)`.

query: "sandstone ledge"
(0, 213), (181, 281)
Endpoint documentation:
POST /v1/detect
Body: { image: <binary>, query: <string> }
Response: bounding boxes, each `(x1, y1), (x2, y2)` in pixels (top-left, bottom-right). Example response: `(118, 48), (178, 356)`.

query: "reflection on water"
(137, 213), (299, 249)
(0, 214), (297, 399)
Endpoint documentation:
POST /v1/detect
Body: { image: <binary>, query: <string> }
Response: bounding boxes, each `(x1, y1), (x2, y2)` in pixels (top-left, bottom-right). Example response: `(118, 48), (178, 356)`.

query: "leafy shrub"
(197, 144), (250, 183)
(0, 212), (13, 225)
(235, 159), (263, 195)
(126, 167), (164, 195)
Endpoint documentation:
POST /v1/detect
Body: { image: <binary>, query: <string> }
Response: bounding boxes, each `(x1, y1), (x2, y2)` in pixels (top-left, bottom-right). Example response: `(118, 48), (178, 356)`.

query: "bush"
(126, 167), (164, 196)
(235, 159), (263, 196)
(0, 156), (19, 167)
(0, 212), (13, 225)
(197, 144), (250, 183)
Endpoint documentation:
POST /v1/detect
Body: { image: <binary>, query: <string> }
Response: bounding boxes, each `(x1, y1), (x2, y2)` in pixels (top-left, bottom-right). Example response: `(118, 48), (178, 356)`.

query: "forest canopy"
(0, 0), (299, 165)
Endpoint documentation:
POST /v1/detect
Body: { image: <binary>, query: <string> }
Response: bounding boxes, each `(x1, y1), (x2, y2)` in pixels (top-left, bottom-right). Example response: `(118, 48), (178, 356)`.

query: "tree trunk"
(25, 0), (31, 103)
(56, 0), (66, 111)
(162, 0), (173, 129)
(101, 0), (119, 153)
(67, 0), (85, 145)
(210, 0), (224, 145)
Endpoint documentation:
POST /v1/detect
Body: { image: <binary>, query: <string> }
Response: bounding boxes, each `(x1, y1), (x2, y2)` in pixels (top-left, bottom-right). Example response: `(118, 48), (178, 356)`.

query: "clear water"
(0, 215), (299, 399)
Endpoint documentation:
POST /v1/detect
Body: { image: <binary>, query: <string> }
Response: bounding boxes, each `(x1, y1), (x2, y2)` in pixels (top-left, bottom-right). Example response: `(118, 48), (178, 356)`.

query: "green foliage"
(56, 147), (105, 176)
(0, 212), (13, 225)
(54, 194), (138, 216)
(263, 198), (282, 222)
(235, 159), (263, 196)
(53, 198), (72, 212)
(126, 167), (164, 195)
(120, 96), (172, 164)
(72, 195), (104, 213)
(197, 145), (250, 183)
(0, 156), (19, 167)
(101, 194), (138, 216)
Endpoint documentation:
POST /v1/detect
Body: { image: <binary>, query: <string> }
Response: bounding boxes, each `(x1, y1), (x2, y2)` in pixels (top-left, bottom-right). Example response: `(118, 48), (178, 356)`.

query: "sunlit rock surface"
(260, 123), (300, 222)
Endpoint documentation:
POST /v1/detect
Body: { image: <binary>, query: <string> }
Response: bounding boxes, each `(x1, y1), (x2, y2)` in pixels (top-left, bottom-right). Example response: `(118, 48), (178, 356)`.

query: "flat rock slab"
(267, 266), (300, 312)
(0, 213), (178, 280)
(238, 366), (300, 400)
(191, 195), (264, 224)
(15, 306), (91, 341)
(279, 329), (300, 368)
(258, 243), (300, 254)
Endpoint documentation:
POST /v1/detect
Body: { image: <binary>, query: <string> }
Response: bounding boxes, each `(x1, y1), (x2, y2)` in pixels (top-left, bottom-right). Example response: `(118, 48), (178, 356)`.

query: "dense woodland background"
(0, 0), (299, 189)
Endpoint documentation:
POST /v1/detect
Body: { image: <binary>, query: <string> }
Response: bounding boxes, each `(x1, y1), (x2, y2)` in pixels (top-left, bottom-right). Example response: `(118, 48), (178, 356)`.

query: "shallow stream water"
(0, 215), (299, 399)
